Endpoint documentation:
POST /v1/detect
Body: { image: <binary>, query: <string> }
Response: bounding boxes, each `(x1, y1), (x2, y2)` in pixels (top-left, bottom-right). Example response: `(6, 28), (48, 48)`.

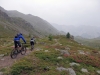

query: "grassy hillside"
(1, 35), (100, 75)
(75, 36), (100, 49)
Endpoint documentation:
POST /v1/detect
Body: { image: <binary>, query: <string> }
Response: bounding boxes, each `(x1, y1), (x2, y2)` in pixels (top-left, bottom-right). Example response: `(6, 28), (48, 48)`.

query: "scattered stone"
(81, 68), (88, 73)
(57, 56), (63, 59)
(78, 50), (85, 55)
(56, 67), (67, 71)
(97, 70), (100, 74)
(56, 67), (76, 75)
(55, 48), (60, 51)
(59, 44), (62, 45)
(67, 68), (76, 75)
(44, 50), (49, 52)
(0, 54), (4, 57)
(60, 50), (70, 56)
(69, 62), (80, 66)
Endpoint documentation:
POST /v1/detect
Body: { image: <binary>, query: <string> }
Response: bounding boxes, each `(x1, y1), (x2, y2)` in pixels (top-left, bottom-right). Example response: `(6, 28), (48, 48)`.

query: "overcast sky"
(0, 0), (100, 26)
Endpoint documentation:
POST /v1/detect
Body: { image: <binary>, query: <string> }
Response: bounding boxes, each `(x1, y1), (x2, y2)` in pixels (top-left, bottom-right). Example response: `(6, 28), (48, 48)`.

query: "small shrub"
(66, 32), (70, 39)
(48, 35), (53, 41)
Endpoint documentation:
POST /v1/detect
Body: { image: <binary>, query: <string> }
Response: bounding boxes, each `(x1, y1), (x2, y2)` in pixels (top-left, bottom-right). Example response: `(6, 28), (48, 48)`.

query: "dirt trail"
(0, 49), (32, 69)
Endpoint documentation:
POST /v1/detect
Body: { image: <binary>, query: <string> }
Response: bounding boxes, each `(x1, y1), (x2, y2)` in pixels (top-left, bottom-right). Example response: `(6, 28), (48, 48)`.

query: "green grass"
(1, 35), (100, 75)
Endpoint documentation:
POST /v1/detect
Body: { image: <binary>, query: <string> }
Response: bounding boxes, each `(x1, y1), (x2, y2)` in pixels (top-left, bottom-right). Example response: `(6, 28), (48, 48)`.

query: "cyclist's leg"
(30, 42), (32, 48)
(13, 41), (18, 53)
(18, 41), (21, 51)
(14, 41), (18, 49)
(32, 42), (34, 49)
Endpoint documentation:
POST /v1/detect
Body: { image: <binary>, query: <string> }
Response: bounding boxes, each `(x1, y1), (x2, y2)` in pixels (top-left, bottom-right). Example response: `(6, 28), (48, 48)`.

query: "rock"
(97, 70), (100, 74)
(81, 68), (88, 73)
(57, 56), (63, 59)
(0, 54), (4, 57)
(69, 62), (80, 66)
(56, 67), (76, 75)
(67, 68), (76, 75)
(60, 50), (70, 55)
(44, 50), (49, 52)
(78, 50), (85, 55)
(56, 67), (67, 71)
(55, 48), (60, 51)
(59, 44), (62, 45)
(35, 48), (41, 51)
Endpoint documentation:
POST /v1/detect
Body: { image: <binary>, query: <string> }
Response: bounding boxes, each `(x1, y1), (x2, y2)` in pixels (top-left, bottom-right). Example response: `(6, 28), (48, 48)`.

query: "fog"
(0, 0), (100, 26)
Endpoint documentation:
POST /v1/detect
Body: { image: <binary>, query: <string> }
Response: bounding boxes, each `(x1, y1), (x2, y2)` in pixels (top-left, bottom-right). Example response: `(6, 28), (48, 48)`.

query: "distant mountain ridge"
(0, 6), (60, 37)
(52, 23), (100, 39)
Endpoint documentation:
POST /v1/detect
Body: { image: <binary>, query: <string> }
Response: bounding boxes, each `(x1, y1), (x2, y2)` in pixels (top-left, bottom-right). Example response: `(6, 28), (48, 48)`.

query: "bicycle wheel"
(31, 45), (34, 51)
(21, 46), (26, 55)
(10, 49), (18, 59)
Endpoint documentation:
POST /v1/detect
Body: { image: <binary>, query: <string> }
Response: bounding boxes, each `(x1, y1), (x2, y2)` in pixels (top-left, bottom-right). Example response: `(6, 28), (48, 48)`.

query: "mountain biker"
(30, 37), (35, 48)
(14, 33), (26, 51)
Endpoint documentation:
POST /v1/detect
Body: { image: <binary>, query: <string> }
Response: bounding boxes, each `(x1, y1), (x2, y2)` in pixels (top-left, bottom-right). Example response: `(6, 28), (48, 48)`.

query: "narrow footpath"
(0, 49), (32, 69)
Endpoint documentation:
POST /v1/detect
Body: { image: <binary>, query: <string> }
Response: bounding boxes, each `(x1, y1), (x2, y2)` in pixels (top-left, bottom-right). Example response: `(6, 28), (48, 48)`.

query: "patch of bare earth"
(0, 50), (32, 69)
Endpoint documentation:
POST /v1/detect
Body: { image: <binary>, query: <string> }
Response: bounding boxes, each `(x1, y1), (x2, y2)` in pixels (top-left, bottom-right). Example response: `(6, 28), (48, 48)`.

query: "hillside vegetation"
(75, 36), (100, 49)
(0, 35), (100, 75)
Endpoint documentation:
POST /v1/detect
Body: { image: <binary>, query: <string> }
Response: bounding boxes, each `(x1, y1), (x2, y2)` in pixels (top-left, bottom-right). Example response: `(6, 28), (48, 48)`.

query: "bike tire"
(10, 49), (18, 59)
(31, 45), (34, 51)
(21, 46), (26, 55)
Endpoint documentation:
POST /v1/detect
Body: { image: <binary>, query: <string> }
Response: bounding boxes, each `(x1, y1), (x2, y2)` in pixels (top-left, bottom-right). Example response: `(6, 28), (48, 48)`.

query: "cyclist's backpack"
(30, 38), (34, 42)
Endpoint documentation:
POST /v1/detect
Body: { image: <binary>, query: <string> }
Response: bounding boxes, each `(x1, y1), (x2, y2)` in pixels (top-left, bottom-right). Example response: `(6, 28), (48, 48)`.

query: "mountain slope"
(0, 6), (59, 36)
(0, 6), (60, 37)
(0, 9), (41, 37)
(7, 11), (59, 35)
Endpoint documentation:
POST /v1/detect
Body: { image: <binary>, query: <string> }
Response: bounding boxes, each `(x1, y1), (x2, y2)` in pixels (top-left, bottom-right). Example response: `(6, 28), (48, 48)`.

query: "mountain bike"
(10, 43), (27, 59)
(31, 44), (34, 51)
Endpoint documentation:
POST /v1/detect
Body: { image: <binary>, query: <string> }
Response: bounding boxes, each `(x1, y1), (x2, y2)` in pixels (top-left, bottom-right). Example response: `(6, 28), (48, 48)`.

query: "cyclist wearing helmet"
(30, 37), (35, 46)
(14, 33), (26, 50)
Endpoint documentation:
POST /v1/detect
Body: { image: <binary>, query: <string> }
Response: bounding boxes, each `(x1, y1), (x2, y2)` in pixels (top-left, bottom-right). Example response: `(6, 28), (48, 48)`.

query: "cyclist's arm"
(21, 35), (26, 43)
